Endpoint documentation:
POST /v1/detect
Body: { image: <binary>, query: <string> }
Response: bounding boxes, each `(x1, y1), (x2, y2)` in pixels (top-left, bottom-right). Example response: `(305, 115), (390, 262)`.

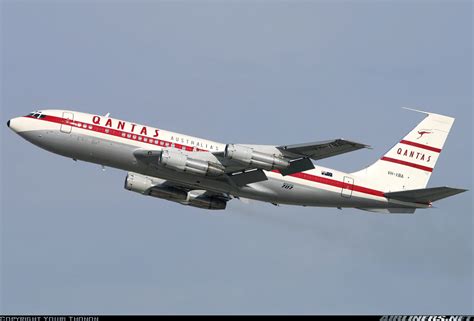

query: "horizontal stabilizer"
(384, 186), (467, 203)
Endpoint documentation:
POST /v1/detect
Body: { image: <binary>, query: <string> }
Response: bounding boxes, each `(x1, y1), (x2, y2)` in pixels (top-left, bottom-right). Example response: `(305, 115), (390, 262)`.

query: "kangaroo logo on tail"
(417, 130), (432, 139)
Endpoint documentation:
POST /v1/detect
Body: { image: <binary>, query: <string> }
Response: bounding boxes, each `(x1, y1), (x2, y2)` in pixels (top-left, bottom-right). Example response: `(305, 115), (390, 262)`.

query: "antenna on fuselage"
(104, 112), (110, 118)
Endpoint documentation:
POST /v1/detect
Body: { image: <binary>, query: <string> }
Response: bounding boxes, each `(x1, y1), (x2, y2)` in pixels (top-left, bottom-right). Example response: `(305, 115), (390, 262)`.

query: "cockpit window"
(26, 111), (45, 119)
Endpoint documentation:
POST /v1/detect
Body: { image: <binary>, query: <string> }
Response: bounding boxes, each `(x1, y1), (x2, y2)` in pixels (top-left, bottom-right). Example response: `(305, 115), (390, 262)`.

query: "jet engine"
(159, 149), (225, 177)
(124, 172), (226, 210)
(224, 144), (289, 171)
(184, 190), (227, 210)
(124, 172), (187, 201)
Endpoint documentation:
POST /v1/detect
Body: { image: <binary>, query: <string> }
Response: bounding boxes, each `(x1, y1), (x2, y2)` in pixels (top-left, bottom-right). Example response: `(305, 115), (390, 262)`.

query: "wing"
(133, 138), (370, 187)
(277, 139), (370, 161)
(274, 139), (370, 176)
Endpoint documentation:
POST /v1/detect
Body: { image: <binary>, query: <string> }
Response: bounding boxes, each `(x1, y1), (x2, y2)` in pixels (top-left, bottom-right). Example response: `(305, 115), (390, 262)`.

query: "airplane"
(7, 108), (467, 213)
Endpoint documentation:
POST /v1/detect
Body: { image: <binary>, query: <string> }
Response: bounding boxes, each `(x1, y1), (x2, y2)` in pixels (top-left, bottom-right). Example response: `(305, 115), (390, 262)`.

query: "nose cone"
(7, 118), (16, 132)
(7, 117), (21, 133)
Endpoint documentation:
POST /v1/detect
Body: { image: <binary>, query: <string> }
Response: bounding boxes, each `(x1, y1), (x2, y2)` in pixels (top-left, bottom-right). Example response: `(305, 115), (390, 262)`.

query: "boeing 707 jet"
(7, 108), (466, 213)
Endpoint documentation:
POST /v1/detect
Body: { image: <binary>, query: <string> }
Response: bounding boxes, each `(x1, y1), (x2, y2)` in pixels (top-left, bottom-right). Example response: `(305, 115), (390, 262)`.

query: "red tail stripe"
(381, 156), (433, 172)
(399, 140), (441, 153)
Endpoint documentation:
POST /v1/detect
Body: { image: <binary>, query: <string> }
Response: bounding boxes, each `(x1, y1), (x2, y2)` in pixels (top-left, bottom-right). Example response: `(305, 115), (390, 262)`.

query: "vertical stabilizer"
(352, 109), (454, 192)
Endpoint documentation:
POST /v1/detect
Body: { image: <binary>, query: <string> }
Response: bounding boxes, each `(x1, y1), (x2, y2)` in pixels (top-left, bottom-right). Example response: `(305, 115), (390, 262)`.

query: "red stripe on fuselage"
(27, 114), (202, 152)
(399, 140), (442, 153)
(381, 156), (433, 172)
(272, 170), (385, 197)
(27, 115), (389, 199)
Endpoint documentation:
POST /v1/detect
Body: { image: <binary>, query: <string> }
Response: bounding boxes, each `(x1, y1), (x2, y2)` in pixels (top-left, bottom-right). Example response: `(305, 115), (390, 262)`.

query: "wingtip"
(341, 138), (372, 150)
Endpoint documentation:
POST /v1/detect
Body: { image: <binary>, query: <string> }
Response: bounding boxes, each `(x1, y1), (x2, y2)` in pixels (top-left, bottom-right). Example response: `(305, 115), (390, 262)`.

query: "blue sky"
(1, 0), (472, 314)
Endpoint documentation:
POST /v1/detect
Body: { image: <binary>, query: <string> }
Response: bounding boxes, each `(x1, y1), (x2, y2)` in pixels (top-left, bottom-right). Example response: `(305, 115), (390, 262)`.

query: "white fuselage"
(7, 109), (429, 211)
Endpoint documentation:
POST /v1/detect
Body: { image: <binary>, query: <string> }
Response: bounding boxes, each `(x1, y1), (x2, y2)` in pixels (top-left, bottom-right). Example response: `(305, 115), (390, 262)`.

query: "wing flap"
(280, 157), (315, 176)
(384, 186), (467, 203)
(228, 169), (268, 186)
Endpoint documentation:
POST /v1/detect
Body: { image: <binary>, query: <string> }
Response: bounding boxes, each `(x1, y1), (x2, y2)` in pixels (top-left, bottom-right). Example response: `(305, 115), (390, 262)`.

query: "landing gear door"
(341, 176), (354, 198)
(60, 112), (74, 133)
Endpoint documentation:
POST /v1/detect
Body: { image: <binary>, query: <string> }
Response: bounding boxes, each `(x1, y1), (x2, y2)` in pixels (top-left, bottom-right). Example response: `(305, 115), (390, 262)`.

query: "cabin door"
(60, 112), (74, 133)
(341, 176), (354, 198)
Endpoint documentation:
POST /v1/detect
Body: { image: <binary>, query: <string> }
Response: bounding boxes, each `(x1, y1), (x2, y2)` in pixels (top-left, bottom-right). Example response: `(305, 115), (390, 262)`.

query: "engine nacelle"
(124, 173), (226, 210)
(159, 149), (225, 177)
(224, 144), (289, 171)
(185, 190), (227, 210)
(124, 172), (157, 194)
(124, 172), (187, 201)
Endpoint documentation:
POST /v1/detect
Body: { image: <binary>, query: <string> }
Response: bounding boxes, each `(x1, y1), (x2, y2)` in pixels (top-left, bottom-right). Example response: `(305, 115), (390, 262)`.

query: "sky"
(1, 0), (472, 315)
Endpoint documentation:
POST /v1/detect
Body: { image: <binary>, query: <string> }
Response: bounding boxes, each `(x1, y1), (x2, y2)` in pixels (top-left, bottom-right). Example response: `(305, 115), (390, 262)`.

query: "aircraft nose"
(7, 118), (20, 133)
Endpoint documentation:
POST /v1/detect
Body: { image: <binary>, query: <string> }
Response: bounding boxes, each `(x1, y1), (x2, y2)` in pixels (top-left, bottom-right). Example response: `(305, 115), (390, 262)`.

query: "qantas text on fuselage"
(7, 108), (466, 212)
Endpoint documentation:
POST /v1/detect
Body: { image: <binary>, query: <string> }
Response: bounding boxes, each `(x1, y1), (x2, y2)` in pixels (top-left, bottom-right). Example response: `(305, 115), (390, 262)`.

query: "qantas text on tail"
(7, 108), (466, 213)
